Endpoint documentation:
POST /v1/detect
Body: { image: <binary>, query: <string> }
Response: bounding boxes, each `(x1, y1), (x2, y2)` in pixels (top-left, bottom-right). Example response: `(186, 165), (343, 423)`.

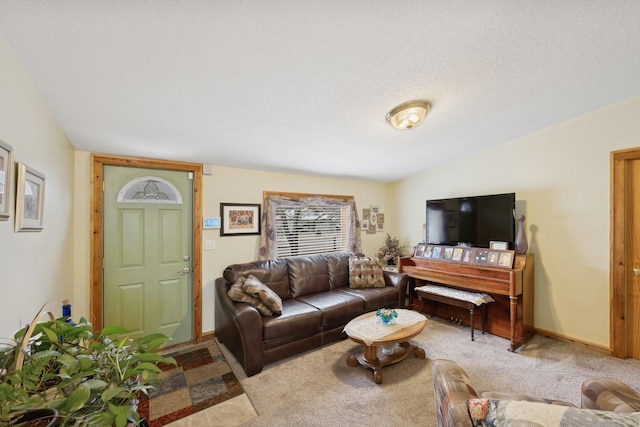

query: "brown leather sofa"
(214, 253), (408, 376)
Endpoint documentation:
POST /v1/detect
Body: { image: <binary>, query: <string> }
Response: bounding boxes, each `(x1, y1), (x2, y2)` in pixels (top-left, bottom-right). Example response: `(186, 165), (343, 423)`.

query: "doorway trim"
(90, 154), (203, 342)
(610, 147), (640, 358)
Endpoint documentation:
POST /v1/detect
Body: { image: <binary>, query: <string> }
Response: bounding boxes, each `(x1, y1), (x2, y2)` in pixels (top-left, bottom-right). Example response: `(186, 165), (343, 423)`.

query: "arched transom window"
(117, 176), (183, 204)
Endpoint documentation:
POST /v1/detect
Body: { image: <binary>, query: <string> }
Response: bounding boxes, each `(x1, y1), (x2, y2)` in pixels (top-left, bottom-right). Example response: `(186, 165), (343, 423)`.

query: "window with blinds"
(274, 203), (350, 257)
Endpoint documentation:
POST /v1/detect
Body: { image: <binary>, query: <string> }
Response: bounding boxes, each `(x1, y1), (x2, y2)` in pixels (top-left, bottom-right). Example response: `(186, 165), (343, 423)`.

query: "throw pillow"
(242, 274), (283, 314)
(348, 256), (385, 288)
(228, 276), (274, 316)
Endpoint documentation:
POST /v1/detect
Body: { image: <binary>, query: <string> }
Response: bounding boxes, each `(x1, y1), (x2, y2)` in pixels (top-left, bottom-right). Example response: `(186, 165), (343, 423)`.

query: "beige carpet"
(219, 315), (640, 427)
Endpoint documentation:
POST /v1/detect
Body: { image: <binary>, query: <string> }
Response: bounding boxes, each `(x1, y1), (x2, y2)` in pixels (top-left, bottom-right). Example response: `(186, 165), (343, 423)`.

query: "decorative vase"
(387, 258), (396, 266)
(376, 308), (398, 325)
(515, 215), (528, 254)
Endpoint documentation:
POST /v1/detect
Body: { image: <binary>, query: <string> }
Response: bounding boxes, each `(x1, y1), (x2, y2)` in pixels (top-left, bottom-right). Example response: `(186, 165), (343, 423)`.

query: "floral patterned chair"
(432, 359), (640, 427)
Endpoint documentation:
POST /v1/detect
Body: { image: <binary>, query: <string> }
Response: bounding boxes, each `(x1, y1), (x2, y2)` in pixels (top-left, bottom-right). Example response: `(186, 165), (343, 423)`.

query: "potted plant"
(1, 307), (176, 427)
(377, 233), (408, 266)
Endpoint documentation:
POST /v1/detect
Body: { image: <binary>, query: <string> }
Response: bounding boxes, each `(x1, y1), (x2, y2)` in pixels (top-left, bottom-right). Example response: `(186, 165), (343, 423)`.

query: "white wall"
(393, 95), (640, 347)
(0, 34), (76, 338)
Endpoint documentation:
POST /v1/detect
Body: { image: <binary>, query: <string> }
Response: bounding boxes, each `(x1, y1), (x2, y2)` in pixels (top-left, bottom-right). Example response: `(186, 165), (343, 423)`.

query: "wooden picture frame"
(0, 139), (13, 220)
(461, 248), (475, 263)
(423, 245), (434, 258)
(431, 246), (443, 259)
(220, 203), (261, 236)
(475, 249), (488, 264)
(15, 162), (45, 231)
(497, 250), (515, 268)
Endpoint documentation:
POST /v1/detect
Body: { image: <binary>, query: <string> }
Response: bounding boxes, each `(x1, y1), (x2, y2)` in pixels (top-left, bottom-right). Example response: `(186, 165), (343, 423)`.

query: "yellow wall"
(393, 95), (640, 347)
(0, 34), (76, 337)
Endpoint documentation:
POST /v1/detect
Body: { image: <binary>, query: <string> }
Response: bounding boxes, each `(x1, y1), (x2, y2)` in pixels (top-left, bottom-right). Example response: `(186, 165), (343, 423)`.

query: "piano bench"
(415, 285), (494, 341)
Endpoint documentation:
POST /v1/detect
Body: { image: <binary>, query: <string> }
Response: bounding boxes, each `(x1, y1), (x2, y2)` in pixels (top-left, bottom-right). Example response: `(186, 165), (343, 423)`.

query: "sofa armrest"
(214, 277), (265, 376)
(432, 359), (477, 427)
(383, 271), (408, 308)
(581, 377), (640, 412)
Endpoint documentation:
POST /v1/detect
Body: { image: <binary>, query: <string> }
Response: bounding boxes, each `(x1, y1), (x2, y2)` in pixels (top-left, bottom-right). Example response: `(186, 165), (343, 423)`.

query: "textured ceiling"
(2, 1), (640, 183)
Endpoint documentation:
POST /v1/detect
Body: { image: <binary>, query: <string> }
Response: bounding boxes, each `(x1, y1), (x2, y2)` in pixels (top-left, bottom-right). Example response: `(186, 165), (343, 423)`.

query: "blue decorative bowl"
(376, 308), (398, 325)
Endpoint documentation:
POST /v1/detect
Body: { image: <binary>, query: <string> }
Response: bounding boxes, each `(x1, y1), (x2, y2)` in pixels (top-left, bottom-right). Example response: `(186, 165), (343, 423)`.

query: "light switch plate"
(205, 240), (216, 250)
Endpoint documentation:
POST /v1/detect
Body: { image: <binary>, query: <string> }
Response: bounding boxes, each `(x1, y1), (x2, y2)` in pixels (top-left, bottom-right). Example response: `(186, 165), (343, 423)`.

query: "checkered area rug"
(137, 341), (245, 426)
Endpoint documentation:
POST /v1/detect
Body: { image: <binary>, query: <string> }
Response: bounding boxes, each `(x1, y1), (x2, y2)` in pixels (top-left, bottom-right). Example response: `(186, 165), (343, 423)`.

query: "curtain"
(259, 195), (361, 260)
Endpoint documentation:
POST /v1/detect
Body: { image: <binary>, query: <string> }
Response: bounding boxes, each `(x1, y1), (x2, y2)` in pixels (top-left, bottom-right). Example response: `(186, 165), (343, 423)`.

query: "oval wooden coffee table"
(344, 309), (427, 384)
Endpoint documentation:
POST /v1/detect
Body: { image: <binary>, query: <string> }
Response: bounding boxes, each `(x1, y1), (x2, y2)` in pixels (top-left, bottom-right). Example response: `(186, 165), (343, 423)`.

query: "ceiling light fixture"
(386, 100), (431, 130)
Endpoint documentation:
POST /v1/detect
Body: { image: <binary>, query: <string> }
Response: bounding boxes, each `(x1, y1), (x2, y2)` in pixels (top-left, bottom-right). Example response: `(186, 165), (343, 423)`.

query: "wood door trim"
(610, 147), (640, 357)
(90, 154), (203, 342)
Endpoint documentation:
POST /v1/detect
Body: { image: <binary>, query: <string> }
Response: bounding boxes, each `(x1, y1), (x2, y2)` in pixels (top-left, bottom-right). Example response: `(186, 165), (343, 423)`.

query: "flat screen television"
(426, 192), (516, 248)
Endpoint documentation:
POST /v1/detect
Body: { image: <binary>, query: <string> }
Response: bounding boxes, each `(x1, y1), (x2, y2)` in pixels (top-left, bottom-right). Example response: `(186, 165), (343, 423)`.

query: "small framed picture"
(15, 162), (45, 232)
(490, 241), (509, 250)
(487, 251), (499, 265)
(220, 203), (261, 236)
(461, 248), (475, 263)
(475, 249), (488, 264)
(414, 244), (426, 257)
(0, 139), (14, 220)
(452, 247), (464, 262)
(423, 245), (433, 258)
(432, 246), (443, 259)
(442, 247), (454, 260)
(497, 250), (515, 268)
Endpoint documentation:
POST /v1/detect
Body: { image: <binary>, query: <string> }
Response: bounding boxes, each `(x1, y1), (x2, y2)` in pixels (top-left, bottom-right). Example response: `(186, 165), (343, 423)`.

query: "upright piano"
(398, 253), (534, 351)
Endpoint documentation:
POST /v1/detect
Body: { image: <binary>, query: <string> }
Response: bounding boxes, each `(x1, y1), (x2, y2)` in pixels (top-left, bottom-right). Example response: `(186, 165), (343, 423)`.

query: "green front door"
(103, 165), (193, 344)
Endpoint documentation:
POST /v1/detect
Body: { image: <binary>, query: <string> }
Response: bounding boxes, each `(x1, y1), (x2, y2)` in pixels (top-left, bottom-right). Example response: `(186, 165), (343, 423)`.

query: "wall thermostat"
(203, 217), (221, 229)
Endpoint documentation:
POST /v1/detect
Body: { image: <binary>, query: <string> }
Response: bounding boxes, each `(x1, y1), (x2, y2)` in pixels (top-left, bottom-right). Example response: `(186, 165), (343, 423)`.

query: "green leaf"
(134, 361), (163, 373)
(101, 325), (129, 336)
(102, 386), (125, 402)
(63, 385), (90, 413)
(83, 378), (109, 390)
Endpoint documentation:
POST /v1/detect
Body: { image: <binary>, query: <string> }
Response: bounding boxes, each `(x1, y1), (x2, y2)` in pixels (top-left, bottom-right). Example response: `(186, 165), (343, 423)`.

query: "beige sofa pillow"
(242, 274), (283, 314)
(228, 276), (274, 316)
(349, 256), (385, 288)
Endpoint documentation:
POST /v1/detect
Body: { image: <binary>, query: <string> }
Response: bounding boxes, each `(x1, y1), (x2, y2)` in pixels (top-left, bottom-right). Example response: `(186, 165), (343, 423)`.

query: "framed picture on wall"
(15, 162), (45, 231)
(220, 203), (261, 236)
(0, 139), (13, 220)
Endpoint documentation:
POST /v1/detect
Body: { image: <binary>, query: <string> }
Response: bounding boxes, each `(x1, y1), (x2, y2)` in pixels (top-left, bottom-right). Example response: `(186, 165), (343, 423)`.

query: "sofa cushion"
(297, 289), (364, 326)
(467, 398), (640, 427)
(224, 258), (291, 299)
(348, 256), (385, 288)
(262, 299), (322, 344)
(341, 286), (399, 312)
(325, 253), (351, 289)
(243, 274), (283, 314)
(227, 277), (274, 316)
(287, 254), (331, 298)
